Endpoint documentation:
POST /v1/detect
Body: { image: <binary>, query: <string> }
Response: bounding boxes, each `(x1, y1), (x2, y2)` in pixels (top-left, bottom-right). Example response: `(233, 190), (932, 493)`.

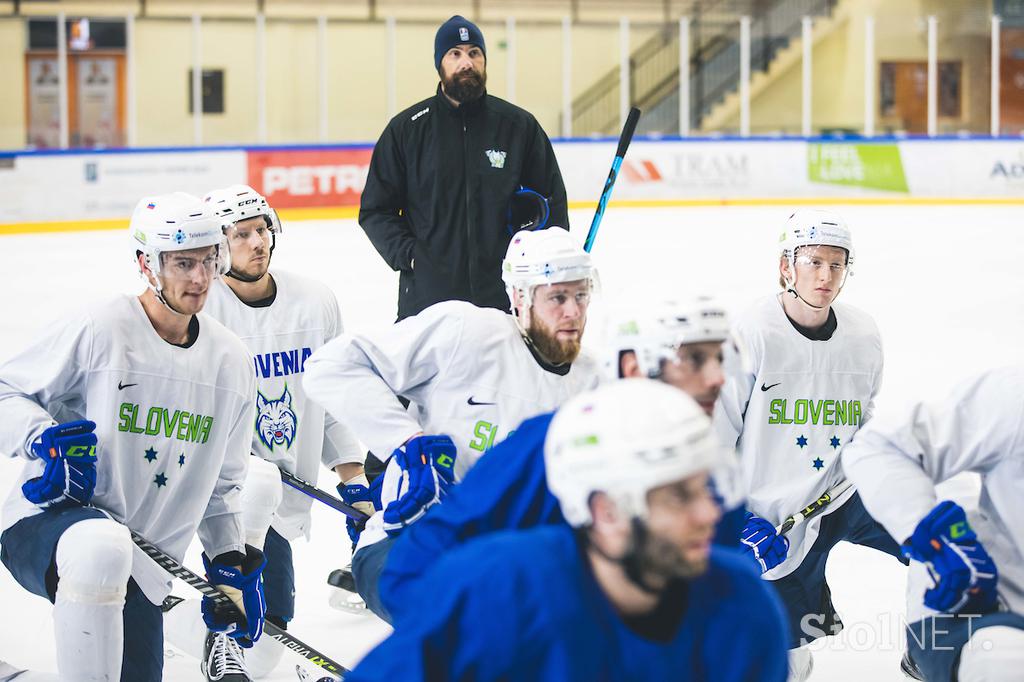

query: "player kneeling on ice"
(160, 185), (368, 681)
(303, 227), (602, 622)
(346, 380), (789, 682)
(713, 209), (908, 680)
(376, 296), (744, 621)
(843, 368), (1023, 682)
(0, 194), (263, 681)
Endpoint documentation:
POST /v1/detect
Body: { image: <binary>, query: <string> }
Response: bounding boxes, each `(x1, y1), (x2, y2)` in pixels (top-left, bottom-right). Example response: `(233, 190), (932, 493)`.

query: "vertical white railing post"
(802, 16), (812, 137)
(192, 14), (202, 145)
(680, 16), (690, 136)
(864, 15), (875, 137)
(126, 13), (136, 146)
(386, 16), (397, 118)
(318, 16), (328, 142)
(619, 16), (630, 130)
(740, 15), (751, 137)
(57, 12), (69, 148)
(991, 14), (1001, 137)
(927, 15), (937, 137)
(561, 16), (572, 137)
(256, 12), (267, 143)
(506, 16), (516, 103)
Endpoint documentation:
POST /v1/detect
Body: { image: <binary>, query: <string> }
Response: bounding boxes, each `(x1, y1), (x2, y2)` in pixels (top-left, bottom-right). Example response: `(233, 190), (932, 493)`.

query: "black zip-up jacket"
(359, 85), (569, 320)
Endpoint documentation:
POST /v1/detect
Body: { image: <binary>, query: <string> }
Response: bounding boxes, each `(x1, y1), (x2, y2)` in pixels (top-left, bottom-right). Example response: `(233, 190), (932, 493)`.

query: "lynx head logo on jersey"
(256, 385), (297, 450)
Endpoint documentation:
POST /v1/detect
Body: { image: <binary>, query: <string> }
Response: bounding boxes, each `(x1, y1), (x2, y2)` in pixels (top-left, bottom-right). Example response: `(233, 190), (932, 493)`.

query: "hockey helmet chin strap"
(586, 518), (665, 596)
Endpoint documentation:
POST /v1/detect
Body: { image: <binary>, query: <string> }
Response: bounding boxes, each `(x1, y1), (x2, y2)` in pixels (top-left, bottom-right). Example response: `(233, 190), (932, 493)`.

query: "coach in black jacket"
(359, 15), (569, 320)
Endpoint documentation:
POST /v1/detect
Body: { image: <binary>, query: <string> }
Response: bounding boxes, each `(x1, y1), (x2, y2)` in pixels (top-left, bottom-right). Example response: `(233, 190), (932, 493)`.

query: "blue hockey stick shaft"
(583, 106), (641, 253)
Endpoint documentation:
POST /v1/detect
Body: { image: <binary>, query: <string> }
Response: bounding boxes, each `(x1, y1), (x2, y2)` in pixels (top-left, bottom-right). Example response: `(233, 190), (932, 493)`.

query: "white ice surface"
(1, 204), (1018, 680)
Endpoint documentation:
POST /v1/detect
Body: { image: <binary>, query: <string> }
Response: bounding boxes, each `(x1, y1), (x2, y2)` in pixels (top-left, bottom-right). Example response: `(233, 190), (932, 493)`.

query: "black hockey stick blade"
(129, 530), (349, 679)
(583, 106), (641, 253)
(277, 465), (370, 524)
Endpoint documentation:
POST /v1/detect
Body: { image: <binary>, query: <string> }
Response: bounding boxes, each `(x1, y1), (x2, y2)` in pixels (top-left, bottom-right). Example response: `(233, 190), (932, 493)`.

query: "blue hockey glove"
(740, 513), (790, 574)
(902, 500), (999, 614)
(201, 546), (267, 648)
(337, 474), (375, 545)
(22, 420), (98, 508)
(382, 435), (457, 536)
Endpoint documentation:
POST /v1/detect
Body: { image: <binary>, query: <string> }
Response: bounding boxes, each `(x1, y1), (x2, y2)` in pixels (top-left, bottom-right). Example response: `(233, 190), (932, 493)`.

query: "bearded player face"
(525, 280), (591, 365)
(439, 44), (487, 104)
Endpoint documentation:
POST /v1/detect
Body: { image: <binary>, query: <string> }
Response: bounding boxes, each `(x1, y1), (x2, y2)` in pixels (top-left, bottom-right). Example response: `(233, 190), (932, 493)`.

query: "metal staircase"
(569, 0), (839, 136)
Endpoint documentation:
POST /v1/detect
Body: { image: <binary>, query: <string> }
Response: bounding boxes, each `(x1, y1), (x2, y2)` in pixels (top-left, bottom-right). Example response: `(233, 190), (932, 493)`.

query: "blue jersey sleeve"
(348, 533), (555, 682)
(379, 412), (560, 618)
(380, 407), (746, 617)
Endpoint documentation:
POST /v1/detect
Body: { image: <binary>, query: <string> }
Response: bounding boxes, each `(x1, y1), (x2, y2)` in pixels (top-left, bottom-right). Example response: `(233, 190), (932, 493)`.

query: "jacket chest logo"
(485, 149), (507, 168)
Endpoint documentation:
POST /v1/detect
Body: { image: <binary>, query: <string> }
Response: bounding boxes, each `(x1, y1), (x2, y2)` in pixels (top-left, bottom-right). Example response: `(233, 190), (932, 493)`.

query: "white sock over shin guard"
(958, 625), (1024, 682)
(242, 457), (284, 549)
(53, 518), (132, 682)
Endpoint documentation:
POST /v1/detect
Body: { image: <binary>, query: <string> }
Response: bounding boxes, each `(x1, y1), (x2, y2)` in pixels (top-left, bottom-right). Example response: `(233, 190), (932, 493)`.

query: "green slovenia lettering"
(117, 402), (214, 444)
(767, 399), (862, 426)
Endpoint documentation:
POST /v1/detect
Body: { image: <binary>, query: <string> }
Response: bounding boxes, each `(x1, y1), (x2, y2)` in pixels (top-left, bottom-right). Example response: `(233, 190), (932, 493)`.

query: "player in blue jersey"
(376, 297), (741, 621)
(347, 380), (788, 682)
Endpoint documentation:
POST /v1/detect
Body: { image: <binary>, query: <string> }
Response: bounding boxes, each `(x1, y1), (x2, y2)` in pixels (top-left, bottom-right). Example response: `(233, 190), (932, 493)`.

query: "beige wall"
(717, 0), (996, 135)
(1, 1), (1000, 148)
(0, 17), (25, 149)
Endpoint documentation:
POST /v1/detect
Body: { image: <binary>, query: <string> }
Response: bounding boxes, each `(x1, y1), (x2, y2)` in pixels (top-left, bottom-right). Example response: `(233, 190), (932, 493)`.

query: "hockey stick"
(129, 530), (349, 680)
(583, 106), (641, 253)
(776, 479), (854, 536)
(277, 466), (370, 524)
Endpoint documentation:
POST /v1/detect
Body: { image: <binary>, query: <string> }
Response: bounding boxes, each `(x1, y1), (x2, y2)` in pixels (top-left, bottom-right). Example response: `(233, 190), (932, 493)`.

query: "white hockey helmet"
(501, 227), (596, 309)
(544, 380), (722, 527)
(129, 192), (229, 282)
(203, 184), (282, 241)
(779, 208), (855, 270)
(605, 297), (730, 379)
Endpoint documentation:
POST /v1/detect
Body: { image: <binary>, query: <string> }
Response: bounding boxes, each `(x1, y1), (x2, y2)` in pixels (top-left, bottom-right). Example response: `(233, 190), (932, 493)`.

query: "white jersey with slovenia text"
(713, 294), (883, 579)
(0, 294), (255, 605)
(304, 300), (603, 553)
(843, 368), (1024, 623)
(204, 270), (364, 540)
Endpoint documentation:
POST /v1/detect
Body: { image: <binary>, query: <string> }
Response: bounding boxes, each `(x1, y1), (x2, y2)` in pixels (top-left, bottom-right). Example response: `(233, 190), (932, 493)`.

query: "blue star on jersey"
(144, 447), (157, 462)
(812, 458), (825, 470)
(830, 436), (841, 449)
(154, 472), (168, 488)
(796, 435), (808, 448)
(178, 453), (186, 467)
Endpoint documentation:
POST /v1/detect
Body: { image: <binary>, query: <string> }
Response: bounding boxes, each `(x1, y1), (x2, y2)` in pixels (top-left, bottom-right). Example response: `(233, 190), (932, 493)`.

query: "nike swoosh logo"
(118, 381), (137, 391)
(760, 382), (780, 392)
(467, 397), (496, 406)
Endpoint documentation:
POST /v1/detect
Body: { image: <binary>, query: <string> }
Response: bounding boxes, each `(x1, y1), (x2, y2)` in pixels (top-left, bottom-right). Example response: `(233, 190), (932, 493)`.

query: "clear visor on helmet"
(530, 278), (594, 311)
(790, 245), (851, 287)
(158, 244), (225, 281)
(223, 210), (281, 245)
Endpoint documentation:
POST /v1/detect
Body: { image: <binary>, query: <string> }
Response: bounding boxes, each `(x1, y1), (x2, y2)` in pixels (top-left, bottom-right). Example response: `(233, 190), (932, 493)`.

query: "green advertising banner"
(808, 143), (909, 193)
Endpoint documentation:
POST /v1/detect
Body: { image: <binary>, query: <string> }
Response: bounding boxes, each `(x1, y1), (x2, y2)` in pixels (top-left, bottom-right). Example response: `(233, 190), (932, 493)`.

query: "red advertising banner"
(246, 148), (373, 208)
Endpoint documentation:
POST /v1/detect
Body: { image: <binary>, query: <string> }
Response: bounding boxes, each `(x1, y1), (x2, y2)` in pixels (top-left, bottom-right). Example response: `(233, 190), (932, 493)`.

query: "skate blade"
(328, 585), (368, 615)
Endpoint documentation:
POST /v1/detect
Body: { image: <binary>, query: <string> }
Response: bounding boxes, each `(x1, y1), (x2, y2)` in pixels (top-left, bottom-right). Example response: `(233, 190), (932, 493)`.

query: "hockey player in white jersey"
(843, 369), (1021, 681)
(304, 226), (602, 622)
(606, 296), (728, 417)
(0, 193), (262, 681)
(713, 209), (907, 679)
(161, 185), (368, 681)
